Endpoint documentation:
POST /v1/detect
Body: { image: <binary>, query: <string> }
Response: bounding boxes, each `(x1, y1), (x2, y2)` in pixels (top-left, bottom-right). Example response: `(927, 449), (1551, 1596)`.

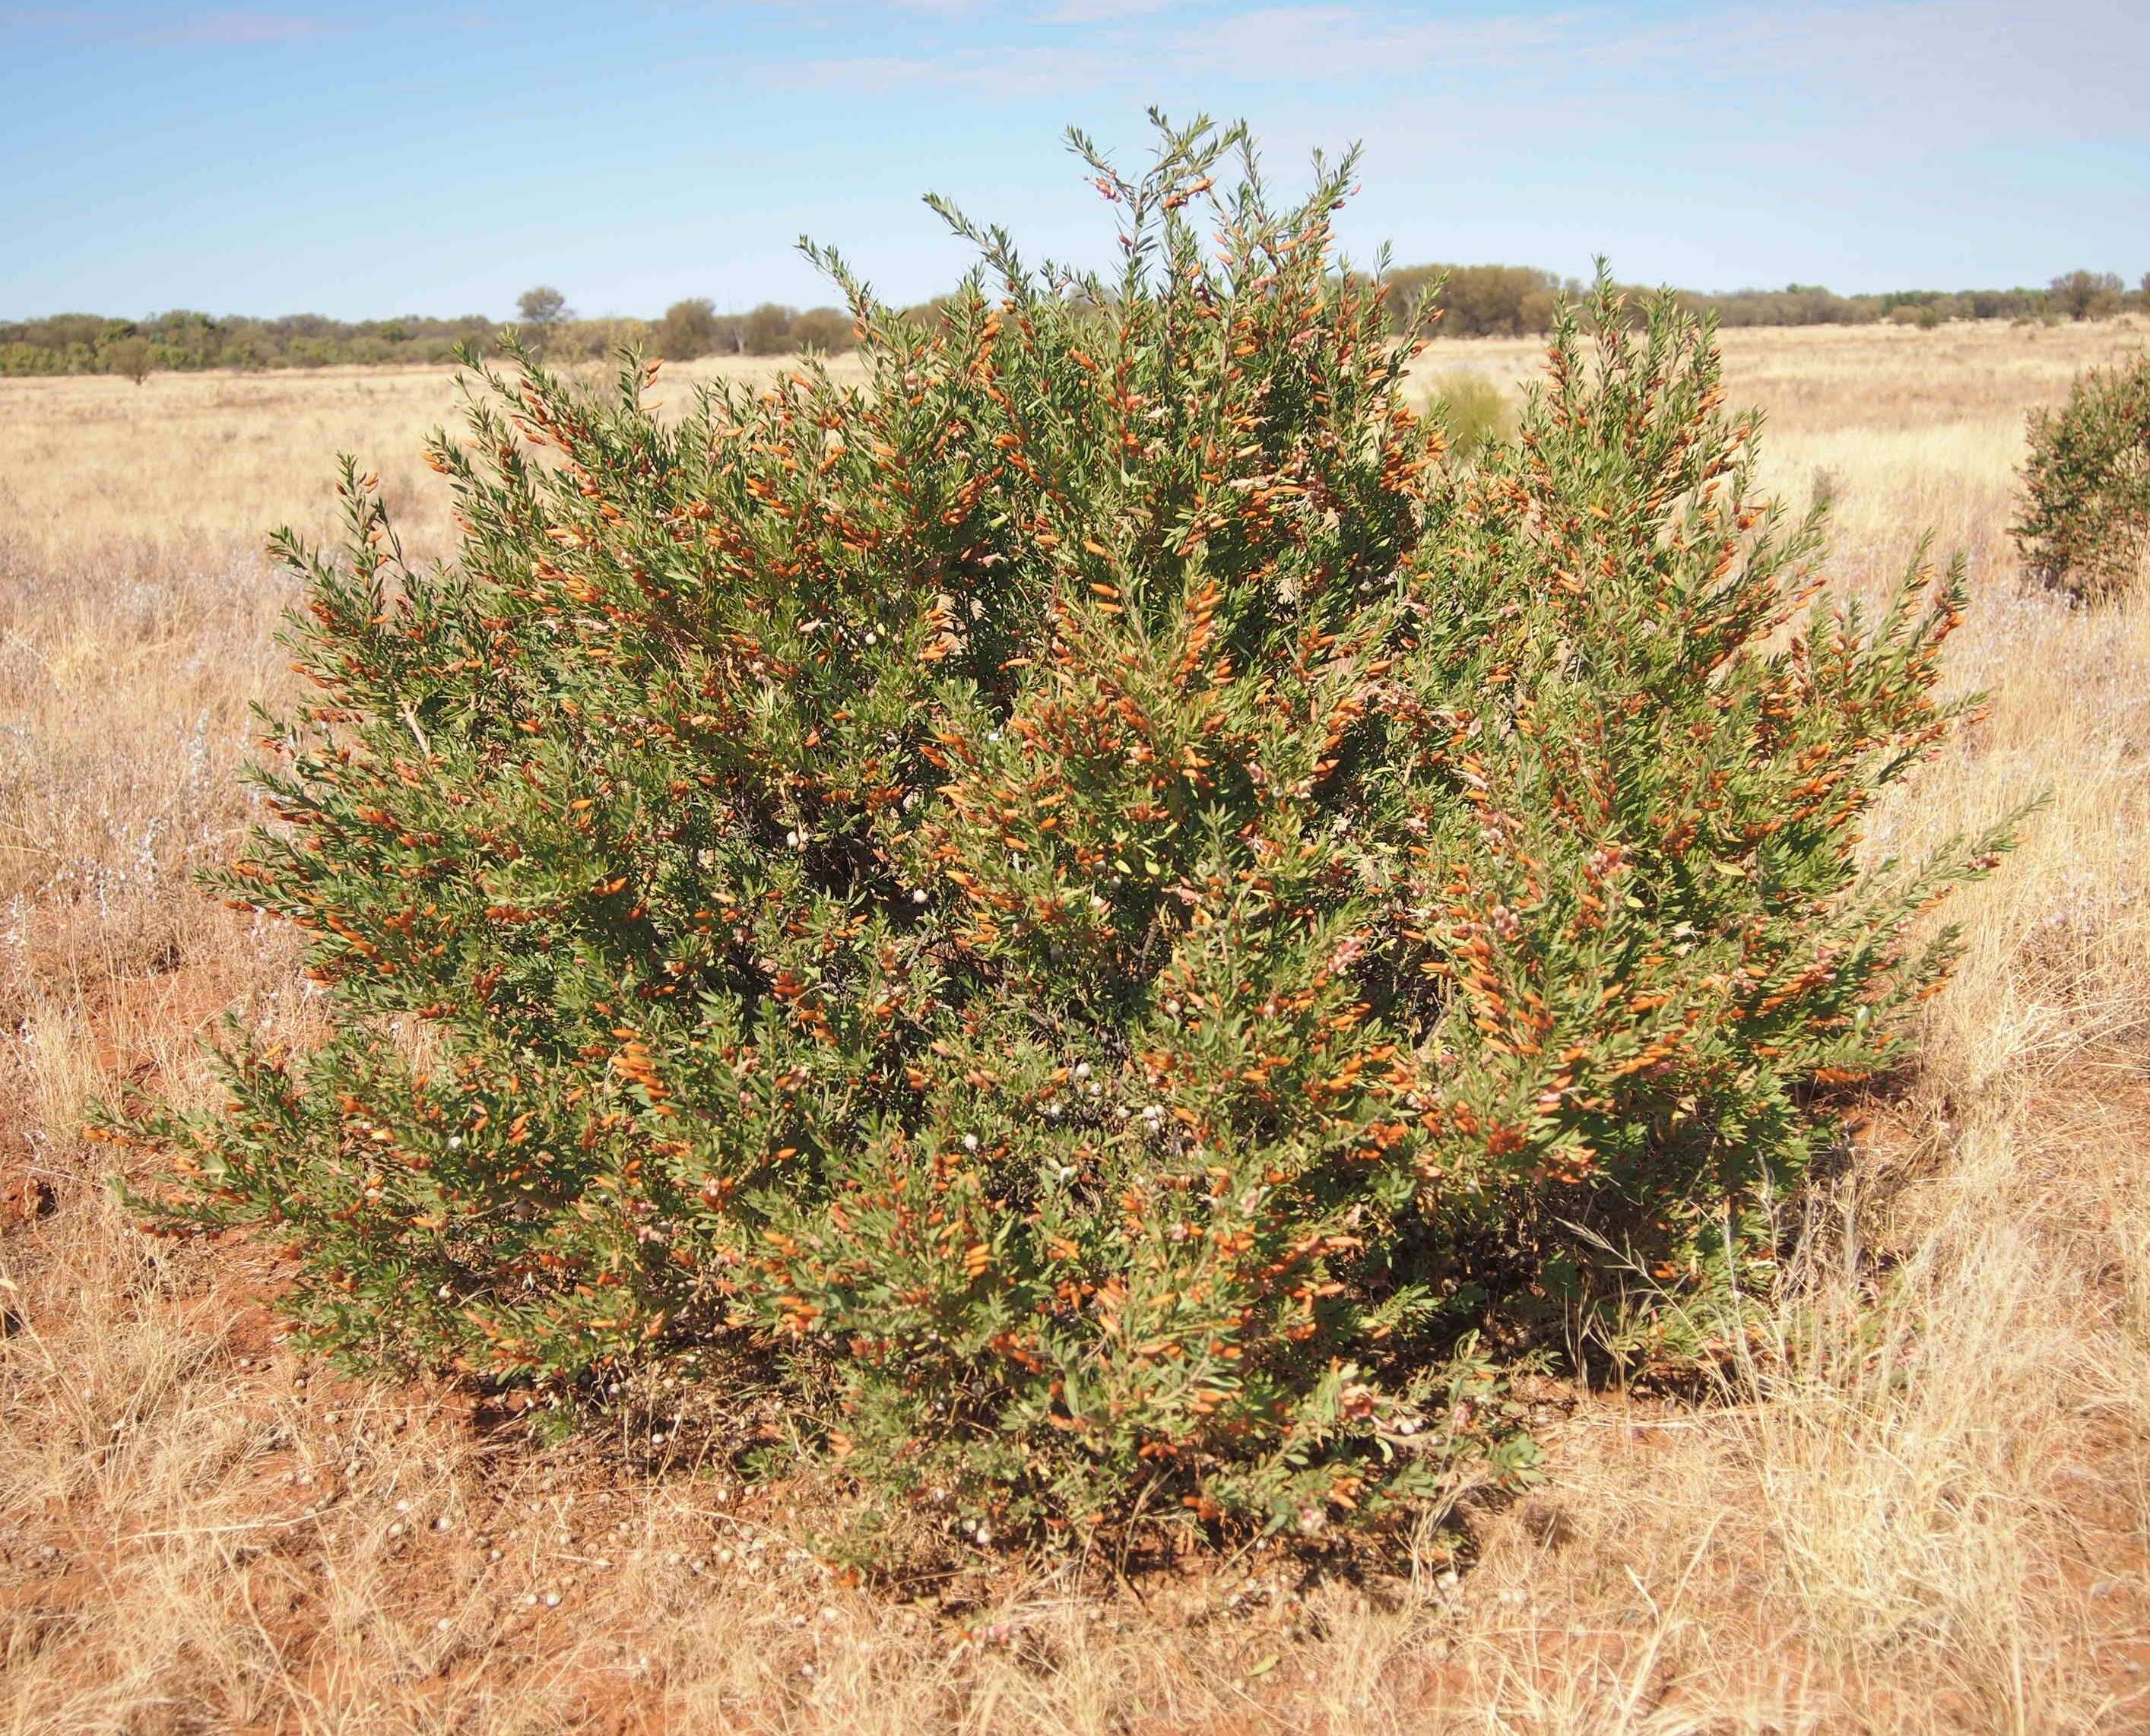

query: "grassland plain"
(0, 315), (2146, 1733)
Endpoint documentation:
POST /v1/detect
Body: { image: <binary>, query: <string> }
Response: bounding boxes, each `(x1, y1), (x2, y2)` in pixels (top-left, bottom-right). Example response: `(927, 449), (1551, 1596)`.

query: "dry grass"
(2, 318), (2148, 1732)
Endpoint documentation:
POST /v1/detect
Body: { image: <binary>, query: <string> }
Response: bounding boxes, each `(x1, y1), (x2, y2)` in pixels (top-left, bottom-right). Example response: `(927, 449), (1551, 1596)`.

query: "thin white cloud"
(1044, 0), (1184, 19)
(782, 0), (2150, 140)
(1, 5), (347, 46)
(160, 9), (343, 43)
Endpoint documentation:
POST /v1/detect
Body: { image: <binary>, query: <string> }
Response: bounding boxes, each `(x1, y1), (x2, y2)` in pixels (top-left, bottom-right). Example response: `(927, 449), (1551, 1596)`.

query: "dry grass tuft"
(2, 318), (2146, 1731)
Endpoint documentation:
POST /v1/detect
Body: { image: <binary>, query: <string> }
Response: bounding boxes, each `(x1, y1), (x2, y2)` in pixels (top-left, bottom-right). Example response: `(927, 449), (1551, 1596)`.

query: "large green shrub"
(2012, 353), (2150, 603)
(109, 119), (2006, 1548)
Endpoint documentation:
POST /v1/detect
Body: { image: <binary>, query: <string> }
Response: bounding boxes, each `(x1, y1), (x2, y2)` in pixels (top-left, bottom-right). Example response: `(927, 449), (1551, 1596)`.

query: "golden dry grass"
(2, 316), (2148, 1732)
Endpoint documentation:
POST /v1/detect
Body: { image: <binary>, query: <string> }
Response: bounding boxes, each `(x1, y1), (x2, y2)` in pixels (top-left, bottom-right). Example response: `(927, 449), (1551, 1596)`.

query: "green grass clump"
(1425, 371), (1511, 464)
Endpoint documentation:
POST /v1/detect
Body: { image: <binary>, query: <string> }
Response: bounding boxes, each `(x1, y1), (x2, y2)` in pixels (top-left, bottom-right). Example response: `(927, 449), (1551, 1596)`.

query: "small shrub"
(2012, 352), (2150, 603)
(106, 119), (2007, 1551)
(105, 334), (154, 385)
(1425, 372), (1509, 464)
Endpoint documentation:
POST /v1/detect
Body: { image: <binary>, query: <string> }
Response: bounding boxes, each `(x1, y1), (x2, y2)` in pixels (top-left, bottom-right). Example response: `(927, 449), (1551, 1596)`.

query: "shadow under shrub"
(103, 118), (2009, 1554)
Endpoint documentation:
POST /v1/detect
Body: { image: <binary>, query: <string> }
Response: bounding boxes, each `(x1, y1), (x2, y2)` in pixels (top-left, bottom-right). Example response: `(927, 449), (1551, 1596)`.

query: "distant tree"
(740, 302), (795, 355)
(105, 334), (154, 385)
(897, 294), (960, 331)
(515, 285), (572, 329)
(789, 306), (855, 353)
(2050, 270), (2123, 322)
(654, 297), (721, 360)
(1385, 263), (1565, 338)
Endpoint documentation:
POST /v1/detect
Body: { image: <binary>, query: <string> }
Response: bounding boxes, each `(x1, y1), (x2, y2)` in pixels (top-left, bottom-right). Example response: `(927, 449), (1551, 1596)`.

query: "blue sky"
(2, 1), (2145, 320)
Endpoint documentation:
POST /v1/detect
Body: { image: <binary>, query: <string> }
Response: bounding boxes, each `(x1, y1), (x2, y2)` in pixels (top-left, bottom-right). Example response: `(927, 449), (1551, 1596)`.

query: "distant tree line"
(5, 268), (2144, 379)
(1383, 265), (2150, 337)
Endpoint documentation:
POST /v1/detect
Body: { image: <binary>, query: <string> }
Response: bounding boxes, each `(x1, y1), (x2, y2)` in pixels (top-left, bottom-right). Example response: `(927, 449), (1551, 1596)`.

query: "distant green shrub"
(655, 298), (722, 361)
(789, 306), (855, 353)
(740, 302), (795, 355)
(106, 119), (2008, 1554)
(1425, 372), (1510, 464)
(2013, 352), (2150, 603)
